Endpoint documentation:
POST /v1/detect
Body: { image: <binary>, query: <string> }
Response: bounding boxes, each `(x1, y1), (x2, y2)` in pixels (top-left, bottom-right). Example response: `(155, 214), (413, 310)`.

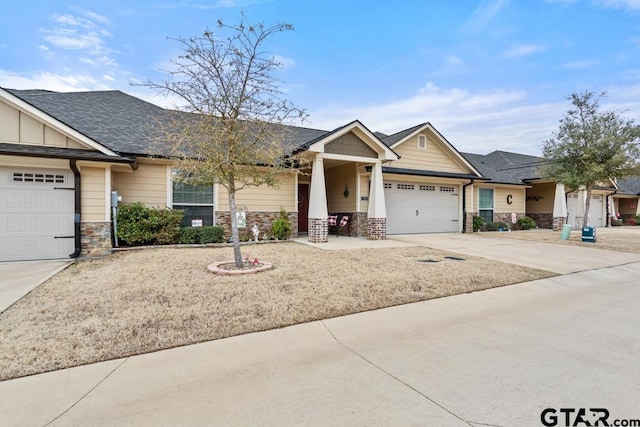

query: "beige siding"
(0, 100), (91, 149)
(389, 130), (470, 173)
(81, 167), (107, 222)
(325, 163), (357, 212)
(217, 173), (296, 212)
(618, 197), (638, 215)
(113, 162), (169, 208)
(0, 101), (19, 141)
(465, 183), (474, 213)
(495, 187), (526, 213)
(475, 185), (526, 214)
(526, 182), (555, 213)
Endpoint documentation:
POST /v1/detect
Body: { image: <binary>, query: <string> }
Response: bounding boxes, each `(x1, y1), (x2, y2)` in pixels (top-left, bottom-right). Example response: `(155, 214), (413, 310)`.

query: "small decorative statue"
(252, 224), (260, 242)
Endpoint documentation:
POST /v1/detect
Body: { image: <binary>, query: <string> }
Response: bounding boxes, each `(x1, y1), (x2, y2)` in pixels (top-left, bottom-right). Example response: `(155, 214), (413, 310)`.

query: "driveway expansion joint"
(44, 357), (129, 426)
(319, 320), (473, 426)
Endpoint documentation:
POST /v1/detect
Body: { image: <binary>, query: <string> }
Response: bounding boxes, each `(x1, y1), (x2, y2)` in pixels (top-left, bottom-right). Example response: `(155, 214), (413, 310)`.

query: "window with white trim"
(417, 134), (427, 150)
(478, 188), (494, 223)
(172, 181), (214, 227)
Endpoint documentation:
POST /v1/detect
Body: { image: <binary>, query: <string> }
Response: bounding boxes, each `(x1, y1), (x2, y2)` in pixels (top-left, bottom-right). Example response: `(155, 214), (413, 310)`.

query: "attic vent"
(417, 134), (427, 150)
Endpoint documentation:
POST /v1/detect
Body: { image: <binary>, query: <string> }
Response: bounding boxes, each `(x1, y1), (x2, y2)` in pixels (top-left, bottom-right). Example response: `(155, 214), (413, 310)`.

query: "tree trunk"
(583, 187), (592, 227)
(228, 180), (243, 267)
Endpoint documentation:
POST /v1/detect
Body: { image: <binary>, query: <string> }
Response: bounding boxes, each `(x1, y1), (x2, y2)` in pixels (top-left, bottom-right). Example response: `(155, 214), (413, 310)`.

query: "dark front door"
(298, 183), (309, 233)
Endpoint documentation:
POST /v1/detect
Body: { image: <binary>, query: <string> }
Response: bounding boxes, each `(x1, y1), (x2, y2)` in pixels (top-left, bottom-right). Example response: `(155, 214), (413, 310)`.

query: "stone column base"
(81, 222), (112, 257)
(308, 218), (328, 243)
(552, 216), (566, 231)
(367, 218), (386, 240)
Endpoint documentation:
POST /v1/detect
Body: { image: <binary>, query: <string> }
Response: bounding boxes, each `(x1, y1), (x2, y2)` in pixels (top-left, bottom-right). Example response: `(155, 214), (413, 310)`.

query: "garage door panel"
(385, 181), (459, 234)
(0, 167), (75, 261)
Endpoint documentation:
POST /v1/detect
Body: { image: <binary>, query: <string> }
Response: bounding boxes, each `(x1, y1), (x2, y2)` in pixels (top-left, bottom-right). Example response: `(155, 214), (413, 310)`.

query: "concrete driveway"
(389, 233), (640, 274)
(1, 261), (639, 426)
(0, 260), (72, 313)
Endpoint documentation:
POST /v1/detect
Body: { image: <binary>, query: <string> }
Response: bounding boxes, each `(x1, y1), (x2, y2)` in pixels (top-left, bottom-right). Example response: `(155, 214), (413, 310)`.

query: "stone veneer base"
(215, 211), (298, 239)
(552, 216), (566, 231)
(81, 222), (112, 257)
(308, 218), (328, 243)
(367, 218), (386, 240)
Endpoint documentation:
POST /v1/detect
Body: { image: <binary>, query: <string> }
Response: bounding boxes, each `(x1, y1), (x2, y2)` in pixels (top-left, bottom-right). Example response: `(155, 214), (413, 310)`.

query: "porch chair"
(327, 214), (349, 237)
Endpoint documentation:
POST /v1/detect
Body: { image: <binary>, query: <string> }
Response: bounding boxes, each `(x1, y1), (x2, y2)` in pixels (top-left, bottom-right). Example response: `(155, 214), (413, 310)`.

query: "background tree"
(541, 91), (640, 227)
(141, 15), (306, 267)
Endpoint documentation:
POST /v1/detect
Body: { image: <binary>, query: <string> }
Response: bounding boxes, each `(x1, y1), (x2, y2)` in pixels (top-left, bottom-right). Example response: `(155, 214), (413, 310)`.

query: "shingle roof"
(380, 123), (427, 147)
(6, 88), (330, 158)
(618, 176), (640, 195)
(461, 150), (547, 185)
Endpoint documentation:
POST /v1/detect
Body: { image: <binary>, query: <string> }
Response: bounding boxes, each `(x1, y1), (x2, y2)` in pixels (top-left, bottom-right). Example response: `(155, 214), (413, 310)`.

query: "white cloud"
(559, 59), (598, 69)
(0, 69), (112, 92)
(273, 55), (296, 70)
(503, 43), (545, 58)
(307, 84), (563, 155)
(462, 0), (510, 33)
(446, 55), (464, 66)
(593, 0), (640, 11)
(39, 11), (117, 65)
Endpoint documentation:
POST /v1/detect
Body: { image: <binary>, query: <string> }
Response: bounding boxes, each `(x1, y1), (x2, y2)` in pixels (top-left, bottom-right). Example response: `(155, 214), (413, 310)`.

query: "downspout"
(605, 190), (618, 228)
(69, 159), (82, 258)
(462, 179), (475, 233)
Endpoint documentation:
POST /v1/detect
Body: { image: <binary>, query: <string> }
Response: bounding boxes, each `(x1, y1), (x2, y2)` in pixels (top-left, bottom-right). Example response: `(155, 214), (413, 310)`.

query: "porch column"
(636, 198), (640, 216)
(609, 196), (617, 226)
(308, 157), (328, 243)
(552, 183), (567, 231)
(367, 162), (386, 240)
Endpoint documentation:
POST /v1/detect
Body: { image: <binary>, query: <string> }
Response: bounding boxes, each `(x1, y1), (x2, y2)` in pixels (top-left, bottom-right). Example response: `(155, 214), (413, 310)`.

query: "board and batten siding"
(80, 166), (107, 222)
(112, 162), (169, 208)
(217, 173), (296, 212)
(0, 100), (88, 149)
(325, 163), (358, 213)
(388, 132), (470, 174)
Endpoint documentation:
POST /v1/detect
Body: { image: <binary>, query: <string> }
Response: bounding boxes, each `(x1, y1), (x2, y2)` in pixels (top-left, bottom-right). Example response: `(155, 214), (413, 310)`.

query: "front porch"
(295, 121), (399, 244)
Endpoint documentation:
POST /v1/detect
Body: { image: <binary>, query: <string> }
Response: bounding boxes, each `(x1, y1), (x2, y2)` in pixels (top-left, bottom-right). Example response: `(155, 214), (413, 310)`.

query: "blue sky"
(1, 0), (639, 155)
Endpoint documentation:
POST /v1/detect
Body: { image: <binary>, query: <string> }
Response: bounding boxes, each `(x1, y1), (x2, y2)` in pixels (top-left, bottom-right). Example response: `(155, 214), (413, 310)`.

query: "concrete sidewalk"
(389, 233), (640, 274)
(2, 262), (639, 426)
(0, 260), (72, 313)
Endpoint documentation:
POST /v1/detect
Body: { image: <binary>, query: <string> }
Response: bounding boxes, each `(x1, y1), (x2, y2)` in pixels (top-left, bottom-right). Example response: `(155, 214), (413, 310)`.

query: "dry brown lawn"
(0, 242), (554, 381)
(480, 227), (640, 253)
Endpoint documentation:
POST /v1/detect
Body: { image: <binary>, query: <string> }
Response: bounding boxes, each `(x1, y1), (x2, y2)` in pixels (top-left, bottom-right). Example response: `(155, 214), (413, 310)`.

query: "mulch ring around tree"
(207, 260), (274, 275)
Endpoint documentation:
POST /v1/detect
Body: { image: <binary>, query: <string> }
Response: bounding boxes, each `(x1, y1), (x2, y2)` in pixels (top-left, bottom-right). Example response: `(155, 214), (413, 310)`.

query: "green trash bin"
(560, 224), (571, 240)
(581, 226), (596, 243)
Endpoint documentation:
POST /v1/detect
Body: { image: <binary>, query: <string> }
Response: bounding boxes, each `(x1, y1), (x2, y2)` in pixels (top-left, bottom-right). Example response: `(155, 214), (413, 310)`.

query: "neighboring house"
(1, 87), (638, 262)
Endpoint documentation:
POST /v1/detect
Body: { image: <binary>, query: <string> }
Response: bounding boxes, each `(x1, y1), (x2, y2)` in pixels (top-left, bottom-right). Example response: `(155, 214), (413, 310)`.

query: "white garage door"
(0, 167), (75, 261)
(567, 193), (604, 228)
(384, 181), (460, 234)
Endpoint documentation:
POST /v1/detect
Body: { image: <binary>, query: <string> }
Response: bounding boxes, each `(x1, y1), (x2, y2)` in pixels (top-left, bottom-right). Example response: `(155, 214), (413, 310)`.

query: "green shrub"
(485, 221), (509, 231)
(516, 216), (537, 230)
(179, 226), (225, 244)
(116, 202), (183, 246)
(271, 208), (292, 240)
(179, 227), (200, 244)
(611, 219), (623, 226)
(472, 216), (485, 232)
(199, 226), (224, 244)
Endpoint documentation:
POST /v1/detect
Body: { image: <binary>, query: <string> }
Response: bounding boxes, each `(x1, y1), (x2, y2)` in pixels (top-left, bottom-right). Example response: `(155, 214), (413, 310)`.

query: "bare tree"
(542, 91), (640, 227)
(140, 15), (306, 267)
